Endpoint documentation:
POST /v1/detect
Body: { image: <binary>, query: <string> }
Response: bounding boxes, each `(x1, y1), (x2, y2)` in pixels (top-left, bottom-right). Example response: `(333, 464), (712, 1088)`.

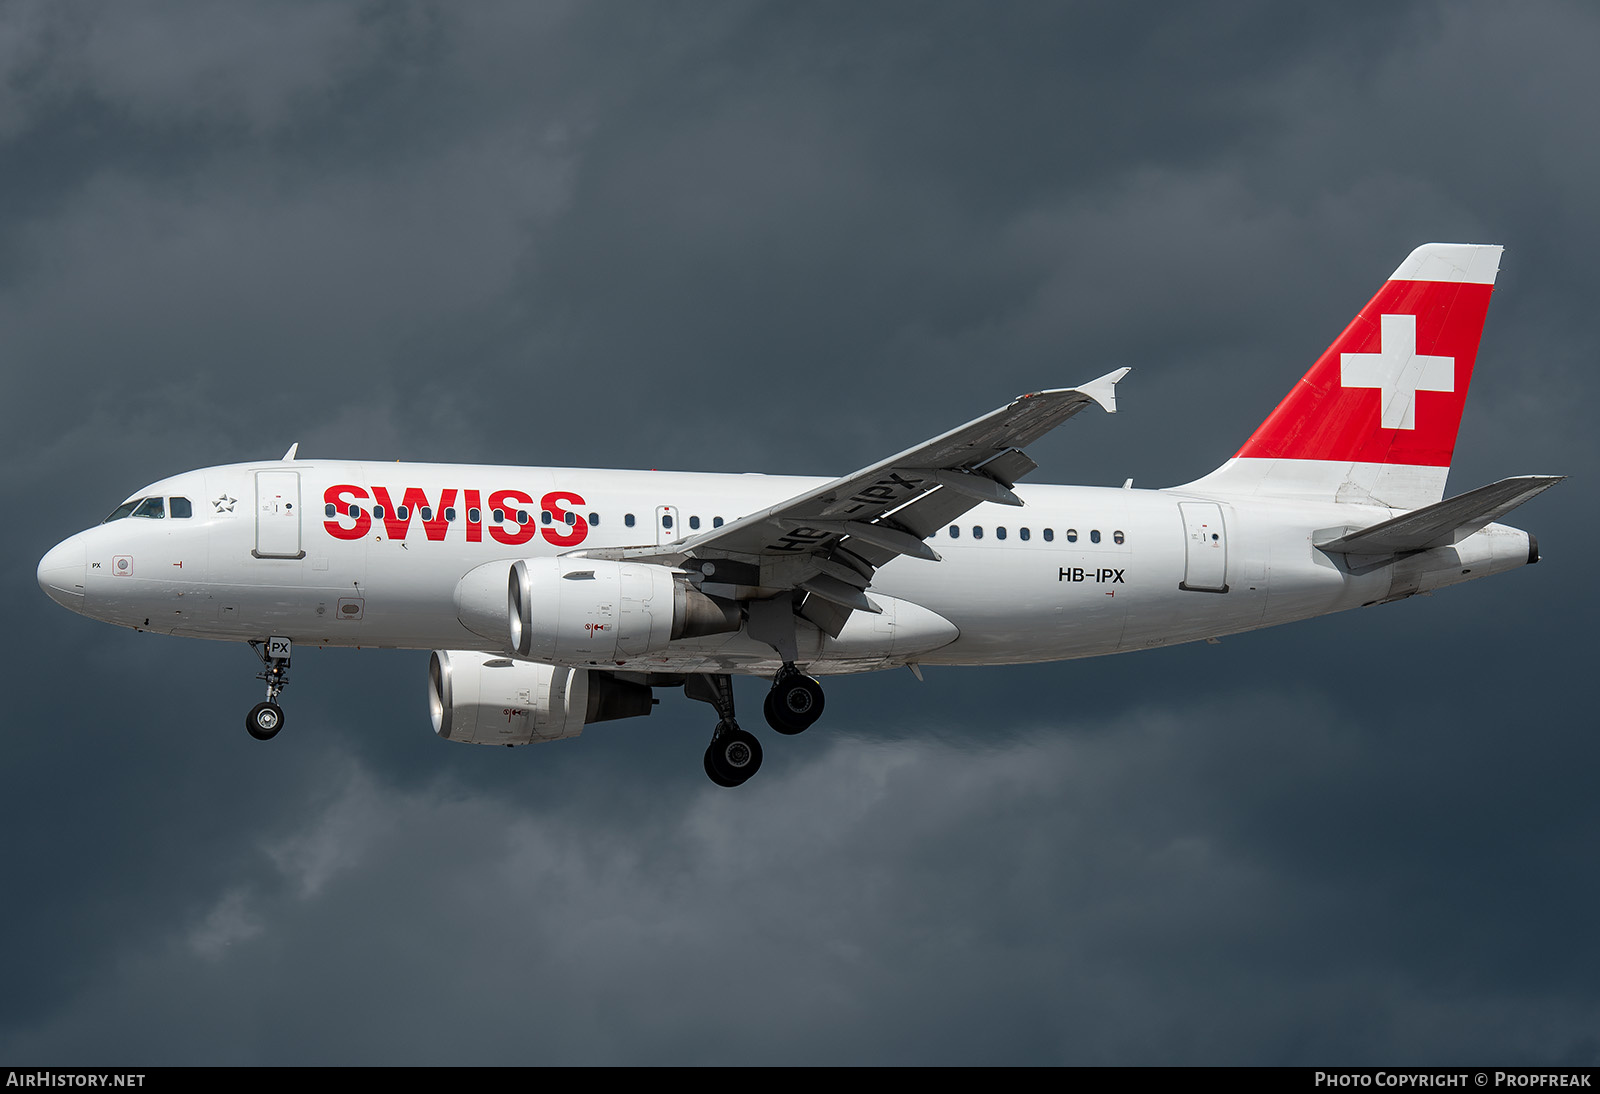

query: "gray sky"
(3, 1), (1596, 1065)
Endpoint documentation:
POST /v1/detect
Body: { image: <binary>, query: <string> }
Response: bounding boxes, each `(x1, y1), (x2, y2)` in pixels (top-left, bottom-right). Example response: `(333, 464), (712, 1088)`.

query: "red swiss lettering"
(542, 491), (589, 547)
(371, 487), (458, 542)
(323, 484), (371, 540)
(370, 486), (411, 540)
(488, 489), (537, 546)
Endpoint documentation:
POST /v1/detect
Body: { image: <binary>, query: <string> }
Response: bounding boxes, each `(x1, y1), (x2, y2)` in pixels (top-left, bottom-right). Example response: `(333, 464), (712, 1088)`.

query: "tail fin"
(1182, 243), (1503, 509)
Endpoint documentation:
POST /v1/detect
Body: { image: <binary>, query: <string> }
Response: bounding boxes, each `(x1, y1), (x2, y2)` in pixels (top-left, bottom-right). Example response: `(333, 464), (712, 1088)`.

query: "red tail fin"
(1184, 243), (1502, 509)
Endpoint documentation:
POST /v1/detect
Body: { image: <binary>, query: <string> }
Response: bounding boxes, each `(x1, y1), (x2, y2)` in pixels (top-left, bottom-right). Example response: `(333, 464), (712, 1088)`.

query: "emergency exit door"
(655, 505), (680, 546)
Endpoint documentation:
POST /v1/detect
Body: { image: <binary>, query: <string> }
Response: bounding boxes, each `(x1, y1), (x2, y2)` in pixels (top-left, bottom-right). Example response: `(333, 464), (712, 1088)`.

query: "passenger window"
(325, 503), (336, 519)
(373, 505), (386, 520)
(348, 505), (360, 520)
(132, 497), (165, 519)
(689, 516), (701, 530)
(1020, 527), (1030, 541)
(713, 517), (724, 528)
(169, 497), (193, 519)
(541, 511), (551, 525)
(949, 525), (960, 539)
(1066, 529), (1078, 543)
(516, 510), (529, 525)
(1090, 529), (1101, 544)
(444, 507), (456, 522)
(625, 513), (636, 528)
(420, 507), (433, 522)
(996, 527), (1007, 541)
(662, 514), (674, 530)
(469, 508), (481, 523)
(565, 511), (576, 526)
(1114, 530), (1125, 544)
(589, 512), (600, 526)
(1043, 528), (1054, 542)
(972, 526), (984, 539)
(492, 508), (504, 522)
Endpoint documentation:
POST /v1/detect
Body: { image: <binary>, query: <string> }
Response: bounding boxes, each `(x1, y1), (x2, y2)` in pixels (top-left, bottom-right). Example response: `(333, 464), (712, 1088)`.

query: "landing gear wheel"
(704, 724), (763, 786)
(704, 748), (739, 788)
(246, 701), (284, 741)
(765, 671), (825, 735)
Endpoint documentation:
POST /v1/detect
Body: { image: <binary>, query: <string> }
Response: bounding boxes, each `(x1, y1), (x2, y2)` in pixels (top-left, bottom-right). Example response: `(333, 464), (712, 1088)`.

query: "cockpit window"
(132, 497), (166, 519)
(104, 499), (141, 523)
(169, 497), (193, 519)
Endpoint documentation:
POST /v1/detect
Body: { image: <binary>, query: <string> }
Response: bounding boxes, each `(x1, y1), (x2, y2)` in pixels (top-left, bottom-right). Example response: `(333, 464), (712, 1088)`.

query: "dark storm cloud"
(3, 0), (1597, 1065)
(8, 692), (1598, 1065)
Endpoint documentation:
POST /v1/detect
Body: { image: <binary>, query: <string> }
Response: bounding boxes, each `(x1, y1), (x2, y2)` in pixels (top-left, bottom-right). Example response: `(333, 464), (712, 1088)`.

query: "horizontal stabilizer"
(1314, 475), (1564, 555)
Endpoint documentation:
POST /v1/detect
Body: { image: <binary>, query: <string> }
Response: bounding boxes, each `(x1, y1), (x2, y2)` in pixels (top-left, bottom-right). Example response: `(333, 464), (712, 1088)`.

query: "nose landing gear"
(246, 637), (292, 741)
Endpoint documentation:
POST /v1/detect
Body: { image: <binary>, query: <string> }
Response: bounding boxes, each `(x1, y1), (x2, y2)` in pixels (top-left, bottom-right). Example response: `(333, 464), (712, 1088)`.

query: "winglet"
(1076, 368), (1130, 414)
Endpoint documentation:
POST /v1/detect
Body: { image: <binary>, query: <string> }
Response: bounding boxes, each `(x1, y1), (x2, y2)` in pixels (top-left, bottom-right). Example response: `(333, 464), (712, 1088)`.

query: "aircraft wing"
(579, 369), (1128, 639)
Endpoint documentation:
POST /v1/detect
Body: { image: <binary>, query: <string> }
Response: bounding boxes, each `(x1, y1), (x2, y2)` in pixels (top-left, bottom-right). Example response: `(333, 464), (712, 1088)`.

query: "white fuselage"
(38, 460), (1535, 678)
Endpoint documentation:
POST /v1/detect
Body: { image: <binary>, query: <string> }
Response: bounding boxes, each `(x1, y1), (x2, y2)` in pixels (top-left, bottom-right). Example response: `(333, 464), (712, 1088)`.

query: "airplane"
(36, 243), (1561, 787)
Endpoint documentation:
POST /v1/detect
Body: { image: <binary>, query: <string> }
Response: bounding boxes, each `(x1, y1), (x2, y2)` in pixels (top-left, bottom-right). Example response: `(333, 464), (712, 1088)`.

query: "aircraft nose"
(37, 535), (87, 611)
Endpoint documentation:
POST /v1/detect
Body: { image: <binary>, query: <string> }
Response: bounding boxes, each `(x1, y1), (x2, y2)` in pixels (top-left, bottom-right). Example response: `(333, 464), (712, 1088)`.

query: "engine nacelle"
(456, 556), (739, 665)
(428, 650), (655, 746)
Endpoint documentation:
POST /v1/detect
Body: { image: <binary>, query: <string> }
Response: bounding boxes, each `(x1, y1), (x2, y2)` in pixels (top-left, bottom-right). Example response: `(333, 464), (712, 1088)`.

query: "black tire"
(765, 673), (825, 735)
(246, 702), (284, 741)
(703, 746), (739, 787)
(706, 725), (763, 785)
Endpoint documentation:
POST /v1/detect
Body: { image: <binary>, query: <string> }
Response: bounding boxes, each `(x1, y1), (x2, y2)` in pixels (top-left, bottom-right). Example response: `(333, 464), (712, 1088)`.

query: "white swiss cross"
(1339, 313), (1454, 430)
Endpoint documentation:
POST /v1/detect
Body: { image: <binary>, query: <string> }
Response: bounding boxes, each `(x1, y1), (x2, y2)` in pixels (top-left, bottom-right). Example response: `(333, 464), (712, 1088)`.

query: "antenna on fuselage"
(282, 443), (299, 461)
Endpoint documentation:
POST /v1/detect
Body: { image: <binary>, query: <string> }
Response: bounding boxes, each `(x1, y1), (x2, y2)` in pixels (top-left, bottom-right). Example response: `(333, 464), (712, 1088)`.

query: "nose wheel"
(247, 701), (284, 740)
(246, 638), (292, 741)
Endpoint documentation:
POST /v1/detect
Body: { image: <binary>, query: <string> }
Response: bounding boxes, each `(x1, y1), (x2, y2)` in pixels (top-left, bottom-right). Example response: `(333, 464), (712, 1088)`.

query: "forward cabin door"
(255, 471), (305, 559)
(1179, 502), (1228, 592)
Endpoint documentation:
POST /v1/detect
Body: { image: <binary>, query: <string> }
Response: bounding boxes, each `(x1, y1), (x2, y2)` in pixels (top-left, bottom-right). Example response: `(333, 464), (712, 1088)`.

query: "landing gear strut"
(764, 663), (825, 735)
(246, 638), (291, 741)
(686, 673), (763, 787)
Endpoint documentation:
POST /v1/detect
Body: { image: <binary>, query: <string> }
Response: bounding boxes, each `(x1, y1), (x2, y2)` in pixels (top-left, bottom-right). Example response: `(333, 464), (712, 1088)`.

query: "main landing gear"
(686, 674), (763, 787)
(764, 664), (825, 736)
(246, 638), (291, 741)
(686, 665), (828, 787)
